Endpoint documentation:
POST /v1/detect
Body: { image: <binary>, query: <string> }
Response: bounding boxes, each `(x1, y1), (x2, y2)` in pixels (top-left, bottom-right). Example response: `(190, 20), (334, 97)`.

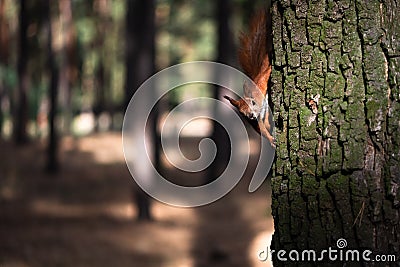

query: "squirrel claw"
(267, 136), (276, 148)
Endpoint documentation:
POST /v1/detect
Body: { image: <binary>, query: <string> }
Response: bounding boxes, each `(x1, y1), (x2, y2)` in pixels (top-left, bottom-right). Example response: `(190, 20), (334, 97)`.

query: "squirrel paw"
(268, 136), (276, 148)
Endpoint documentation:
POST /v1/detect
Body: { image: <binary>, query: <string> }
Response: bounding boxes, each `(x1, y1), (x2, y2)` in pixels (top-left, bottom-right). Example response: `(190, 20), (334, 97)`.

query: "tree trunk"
(0, 0), (8, 64)
(207, 0), (236, 182)
(45, 0), (59, 173)
(125, 0), (156, 105)
(0, 0), (9, 131)
(270, 0), (400, 265)
(58, 0), (77, 134)
(93, 0), (110, 129)
(125, 0), (156, 221)
(15, 0), (29, 144)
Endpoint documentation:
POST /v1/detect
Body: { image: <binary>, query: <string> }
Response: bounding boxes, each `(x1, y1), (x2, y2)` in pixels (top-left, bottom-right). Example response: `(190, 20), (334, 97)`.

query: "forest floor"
(0, 133), (273, 267)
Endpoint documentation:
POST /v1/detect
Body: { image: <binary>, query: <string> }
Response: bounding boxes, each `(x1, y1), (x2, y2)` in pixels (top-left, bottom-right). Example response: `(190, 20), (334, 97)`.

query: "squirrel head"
(224, 95), (260, 120)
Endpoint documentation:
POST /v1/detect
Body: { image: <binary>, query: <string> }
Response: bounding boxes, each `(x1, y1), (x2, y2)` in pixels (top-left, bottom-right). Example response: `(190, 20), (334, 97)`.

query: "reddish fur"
(225, 9), (272, 119)
(224, 9), (275, 146)
(223, 95), (250, 117)
(238, 9), (271, 96)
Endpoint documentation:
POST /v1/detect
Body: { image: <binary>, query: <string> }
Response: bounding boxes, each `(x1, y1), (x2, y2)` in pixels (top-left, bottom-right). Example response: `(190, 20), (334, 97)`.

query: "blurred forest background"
(0, 0), (265, 145)
(0, 0), (274, 267)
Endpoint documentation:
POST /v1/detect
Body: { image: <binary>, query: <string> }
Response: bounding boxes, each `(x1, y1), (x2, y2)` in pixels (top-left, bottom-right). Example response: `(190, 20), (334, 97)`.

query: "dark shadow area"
(190, 188), (257, 267)
(159, 127), (274, 267)
(196, 131), (273, 267)
(0, 134), (166, 266)
(0, 133), (273, 267)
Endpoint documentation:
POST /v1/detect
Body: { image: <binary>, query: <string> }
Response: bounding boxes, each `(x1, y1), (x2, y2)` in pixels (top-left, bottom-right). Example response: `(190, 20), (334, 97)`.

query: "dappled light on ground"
(249, 231), (273, 267)
(0, 133), (273, 267)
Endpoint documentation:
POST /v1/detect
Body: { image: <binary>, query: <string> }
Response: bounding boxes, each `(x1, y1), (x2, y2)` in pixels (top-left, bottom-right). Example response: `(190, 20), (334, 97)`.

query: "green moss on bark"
(271, 0), (400, 262)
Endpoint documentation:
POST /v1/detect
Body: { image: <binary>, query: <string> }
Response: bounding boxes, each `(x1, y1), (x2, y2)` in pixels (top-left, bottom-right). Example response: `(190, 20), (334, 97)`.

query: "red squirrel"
(224, 9), (275, 147)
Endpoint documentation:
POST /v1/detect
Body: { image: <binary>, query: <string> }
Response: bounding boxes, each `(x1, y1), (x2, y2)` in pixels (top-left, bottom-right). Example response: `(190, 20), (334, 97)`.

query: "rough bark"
(270, 0), (400, 265)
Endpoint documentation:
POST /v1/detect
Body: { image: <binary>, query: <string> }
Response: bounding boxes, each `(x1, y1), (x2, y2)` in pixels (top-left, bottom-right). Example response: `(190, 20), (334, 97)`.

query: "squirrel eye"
(251, 100), (256, 105)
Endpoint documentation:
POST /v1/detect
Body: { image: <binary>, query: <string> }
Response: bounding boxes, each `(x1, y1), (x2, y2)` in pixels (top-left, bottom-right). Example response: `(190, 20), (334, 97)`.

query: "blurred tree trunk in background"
(241, 0), (263, 26)
(15, 0), (29, 144)
(207, 0), (236, 182)
(45, 0), (59, 173)
(125, 0), (156, 221)
(93, 0), (110, 130)
(270, 0), (400, 265)
(58, 0), (78, 134)
(125, 0), (156, 104)
(215, 0), (235, 64)
(0, 0), (9, 131)
(0, 0), (8, 64)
